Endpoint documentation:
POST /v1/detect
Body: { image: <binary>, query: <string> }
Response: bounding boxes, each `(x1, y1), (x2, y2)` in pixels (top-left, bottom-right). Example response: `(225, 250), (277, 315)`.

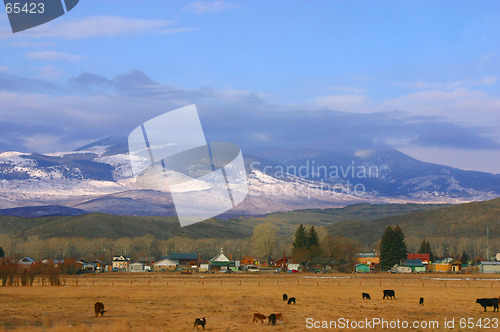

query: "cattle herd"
(90, 290), (500, 329)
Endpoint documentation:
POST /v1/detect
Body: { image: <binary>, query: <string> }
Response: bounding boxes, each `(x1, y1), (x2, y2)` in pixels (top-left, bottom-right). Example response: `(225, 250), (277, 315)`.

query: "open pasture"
(0, 273), (499, 331)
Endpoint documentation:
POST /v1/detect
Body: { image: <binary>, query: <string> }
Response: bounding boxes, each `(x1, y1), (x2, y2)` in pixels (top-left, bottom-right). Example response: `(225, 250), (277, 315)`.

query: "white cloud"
(405, 76), (498, 90)
(25, 51), (84, 62)
(183, 1), (239, 14)
(7, 41), (56, 48)
(315, 94), (372, 113)
(381, 88), (500, 128)
(0, 16), (194, 40)
(35, 65), (64, 79)
(399, 147), (500, 174)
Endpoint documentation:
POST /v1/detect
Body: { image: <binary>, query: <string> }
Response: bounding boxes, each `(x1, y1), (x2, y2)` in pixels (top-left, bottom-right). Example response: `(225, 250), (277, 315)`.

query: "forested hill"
(327, 198), (500, 244)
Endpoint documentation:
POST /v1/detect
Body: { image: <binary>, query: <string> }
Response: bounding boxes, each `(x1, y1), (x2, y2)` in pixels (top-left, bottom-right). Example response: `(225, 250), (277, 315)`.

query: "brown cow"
(253, 313), (267, 323)
(275, 312), (284, 324)
(94, 302), (105, 317)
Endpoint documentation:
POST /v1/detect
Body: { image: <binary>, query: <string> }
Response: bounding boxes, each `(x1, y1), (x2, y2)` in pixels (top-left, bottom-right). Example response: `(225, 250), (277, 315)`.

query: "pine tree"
(460, 251), (469, 265)
(307, 226), (320, 249)
(292, 224), (308, 262)
(393, 225), (408, 261)
(418, 239), (427, 254)
(380, 225), (408, 270)
(380, 226), (397, 270)
(0, 246), (4, 258)
(307, 226), (322, 258)
(426, 240), (434, 262)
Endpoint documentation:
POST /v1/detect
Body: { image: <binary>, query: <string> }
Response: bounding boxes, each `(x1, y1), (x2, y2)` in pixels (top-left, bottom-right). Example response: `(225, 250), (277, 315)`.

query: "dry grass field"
(1, 273), (500, 331)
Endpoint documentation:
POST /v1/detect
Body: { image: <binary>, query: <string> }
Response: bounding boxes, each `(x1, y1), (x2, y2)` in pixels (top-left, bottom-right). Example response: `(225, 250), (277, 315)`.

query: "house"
(19, 257), (35, 265)
(402, 259), (426, 273)
(165, 253), (199, 268)
(130, 262), (145, 272)
(354, 263), (370, 273)
(153, 259), (178, 272)
(112, 255), (131, 271)
(92, 260), (103, 271)
(450, 260), (462, 272)
(356, 253), (380, 269)
(271, 253), (290, 268)
(479, 261), (500, 273)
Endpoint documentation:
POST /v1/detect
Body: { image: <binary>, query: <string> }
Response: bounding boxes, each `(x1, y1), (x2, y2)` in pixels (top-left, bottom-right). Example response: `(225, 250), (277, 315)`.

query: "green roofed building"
(403, 259), (426, 273)
(354, 263), (370, 273)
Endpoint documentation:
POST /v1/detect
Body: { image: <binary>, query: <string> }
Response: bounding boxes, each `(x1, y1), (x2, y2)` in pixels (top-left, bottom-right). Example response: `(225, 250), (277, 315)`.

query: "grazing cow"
(275, 312), (284, 324)
(362, 292), (371, 300)
(287, 297), (296, 304)
(476, 298), (499, 312)
(253, 313), (267, 324)
(383, 290), (396, 300)
(283, 293), (288, 301)
(94, 302), (105, 317)
(419, 297), (424, 305)
(268, 313), (276, 325)
(193, 317), (206, 330)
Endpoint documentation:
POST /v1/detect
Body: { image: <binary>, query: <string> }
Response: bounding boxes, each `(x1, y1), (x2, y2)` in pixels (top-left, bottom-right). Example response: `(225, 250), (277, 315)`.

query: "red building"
(407, 253), (430, 264)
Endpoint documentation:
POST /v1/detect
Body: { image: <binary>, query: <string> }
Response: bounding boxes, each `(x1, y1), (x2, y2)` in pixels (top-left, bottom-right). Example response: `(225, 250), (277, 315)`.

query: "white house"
(154, 259), (178, 271)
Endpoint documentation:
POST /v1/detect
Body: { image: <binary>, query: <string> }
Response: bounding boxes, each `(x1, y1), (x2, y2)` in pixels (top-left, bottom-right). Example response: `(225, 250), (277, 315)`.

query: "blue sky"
(0, 1), (499, 173)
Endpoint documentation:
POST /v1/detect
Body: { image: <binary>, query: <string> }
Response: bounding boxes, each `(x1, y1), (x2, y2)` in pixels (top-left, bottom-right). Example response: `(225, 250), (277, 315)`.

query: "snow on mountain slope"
(0, 140), (499, 217)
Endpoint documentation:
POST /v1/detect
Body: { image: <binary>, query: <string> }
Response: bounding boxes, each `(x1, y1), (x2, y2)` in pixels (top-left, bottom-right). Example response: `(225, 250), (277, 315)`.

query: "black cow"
(287, 297), (296, 304)
(383, 290), (396, 300)
(268, 313), (276, 325)
(476, 298), (499, 312)
(283, 293), (288, 301)
(419, 297), (424, 305)
(193, 317), (206, 330)
(362, 292), (371, 300)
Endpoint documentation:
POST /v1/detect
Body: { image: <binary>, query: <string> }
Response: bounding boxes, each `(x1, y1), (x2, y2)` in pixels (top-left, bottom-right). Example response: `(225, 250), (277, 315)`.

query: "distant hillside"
(327, 198), (500, 244)
(250, 202), (450, 225)
(0, 202), (451, 240)
(0, 213), (254, 239)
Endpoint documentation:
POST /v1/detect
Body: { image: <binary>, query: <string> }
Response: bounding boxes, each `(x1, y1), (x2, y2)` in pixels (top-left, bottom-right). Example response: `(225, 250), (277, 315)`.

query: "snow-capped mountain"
(0, 136), (498, 217)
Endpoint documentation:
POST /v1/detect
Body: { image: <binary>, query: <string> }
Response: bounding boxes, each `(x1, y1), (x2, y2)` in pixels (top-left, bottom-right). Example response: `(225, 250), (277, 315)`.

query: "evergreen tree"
(0, 246), (4, 258)
(307, 226), (320, 249)
(427, 240), (434, 262)
(380, 226), (397, 270)
(292, 224), (308, 262)
(393, 225), (408, 261)
(418, 239), (427, 254)
(307, 226), (322, 258)
(460, 251), (469, 265)
(380, 225), (408, 270)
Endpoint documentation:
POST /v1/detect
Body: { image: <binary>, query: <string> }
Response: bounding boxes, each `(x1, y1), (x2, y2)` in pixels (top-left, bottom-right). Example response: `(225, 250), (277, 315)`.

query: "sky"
(0, 0), (499, 173)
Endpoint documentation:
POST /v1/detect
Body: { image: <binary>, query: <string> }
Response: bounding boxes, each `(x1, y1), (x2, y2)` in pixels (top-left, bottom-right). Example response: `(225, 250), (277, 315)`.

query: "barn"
(480, 261), (500, 273)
